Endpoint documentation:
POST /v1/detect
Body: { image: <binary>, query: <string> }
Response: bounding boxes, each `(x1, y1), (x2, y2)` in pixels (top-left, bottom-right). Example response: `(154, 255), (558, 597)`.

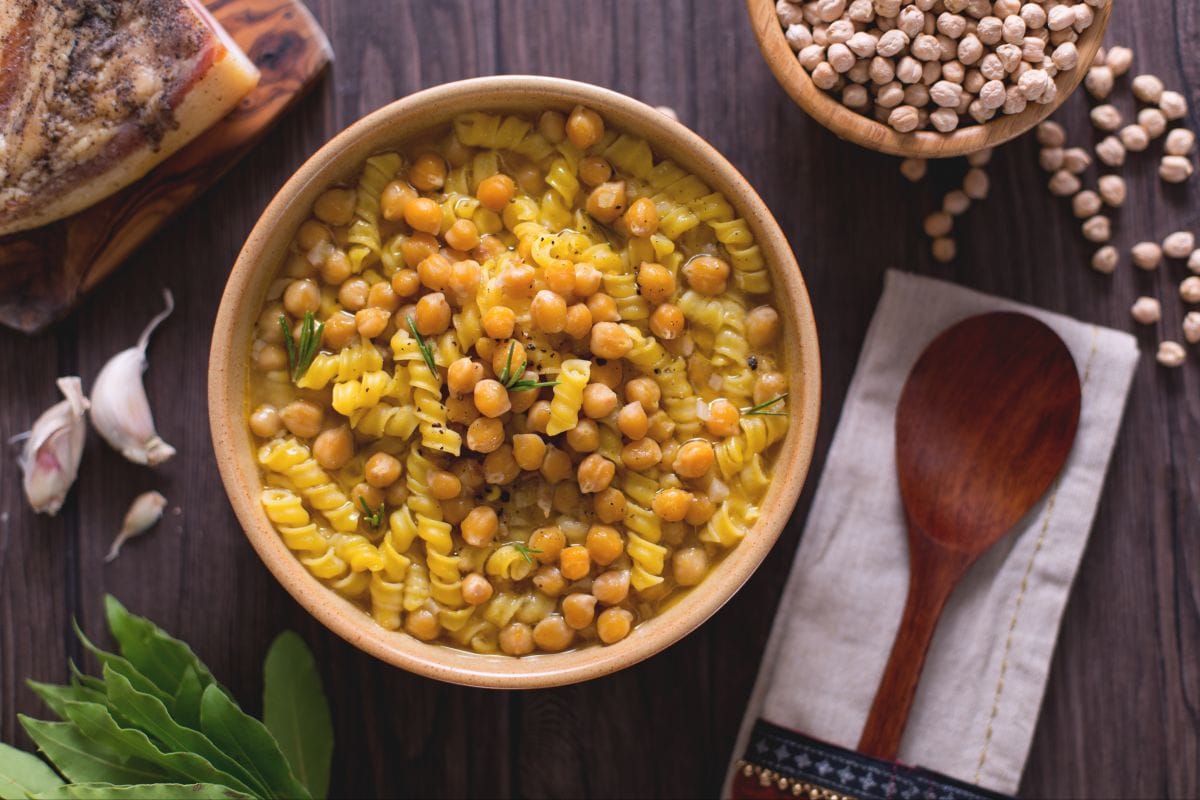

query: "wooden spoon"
(857, 311), (1082, 761)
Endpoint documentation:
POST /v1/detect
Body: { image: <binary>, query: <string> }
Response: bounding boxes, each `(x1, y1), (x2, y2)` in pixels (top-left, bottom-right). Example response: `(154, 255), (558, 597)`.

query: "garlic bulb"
(90, 289), (177, 466)
(14, 377), (90, 515)
(105, 490), (168, 562)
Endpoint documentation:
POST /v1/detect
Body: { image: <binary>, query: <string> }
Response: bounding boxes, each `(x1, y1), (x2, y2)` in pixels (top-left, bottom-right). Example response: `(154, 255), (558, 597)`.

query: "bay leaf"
(262, 633), (332, 800)
(0, 741), (63, 800)
(32, 782), (254, 800)
(199, 685), (309, 800)
(18, 718), (167, 786)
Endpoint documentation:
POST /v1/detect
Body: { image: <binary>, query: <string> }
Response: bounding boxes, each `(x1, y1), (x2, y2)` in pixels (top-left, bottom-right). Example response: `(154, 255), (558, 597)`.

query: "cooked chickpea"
(562, 593), (597, 630)
(586, 523), (625, 565)
(616, 401), (649, 439)
(543, 262), (576, 295)
(499, 622), (535, 656)
(538, 110), (567, 143)
(512, 433), (547, 471)
(337, 278), (369, 310)
(500, 263), (536, 297)
(649, 303), (685, 340)
(409, 152), (447, 192)
(508, 372), (542, 414)
(367, 281), (399, 312)
(355, 307), (390, 339)
(414, 292), (452, 335)
(705, 399), (740, 438)
(312, 187), (356, 225)
(473, 379), (512, 419)
(652, 488), (692, 522)
(586, 181), (627, 223)
(578, 155), (613, 186)
(313, 425), (354, 470)
(322, 312), (357, 350)
(296, 220), (331, 251)
(462, 506), (499, 546)
(624, 198), (660, 238)
(529, 526), (566, 564)
(319, 249), (352, 284)
(674, 439), (715, 479)
(590, 358), (623, 389)
(385, 480), (409, 508)
(754, 372), (788, 405)
(400, 232), (439, 268)
(673, 547), (709, 586)
(491, 340), (527, 379)
(467, 417), (505, 453)
(540, 446), (573, 484)
(559, 544), (592, 580)
(477, 173), (516, 211)
(577, 453), (616, 493)
(637, 262), (675, 304)
(462, 573), (494, 606)
(566, 105), (605, 149)
(255, 342), (288, 372)
(249, 405), (282, 438)
(552, 482), (581, 514)
(566, 419), (601, 453)
(621, 438), (662, 471)
(563, 303), (593, 340)
(364, 452), (402, 488)
(483, 444), (520, 485)
(404, 197), (443, 235)
(350, 482), (383, 512)
(451, 459), (485, 492)
(683, 255), (730, 295)
(533, 616), (574, 652)
(596, 607), (634, 644)
(283, 279), (320, 317)
(428, 469), (461, 500)
(531, 289), (568, 333)
(593, 570), (631, 605)
(448, 259), (482, 299)
(445, 395), (480, 426)
(746, 305), (781, 348)
(625, 377), (661, 411)
(280, 400), (323, 439)
(532, 566), (566, 597)
(479, 307), (514, 341)
(685, 495), (716, 526)
(526, 400), (552, 434)
(444, 218), (480, 251)
(586, 292), (620, 323)
(590, 321), (633, 359)
(447, 358), (484, 396)
(417, 253), (452, 291)
(581, 383), (618, 419)
(574, 264), (603, 296)
(380, 180), (417, 221)
(442, 496), (472, 525)
(405, 608), (439, 641)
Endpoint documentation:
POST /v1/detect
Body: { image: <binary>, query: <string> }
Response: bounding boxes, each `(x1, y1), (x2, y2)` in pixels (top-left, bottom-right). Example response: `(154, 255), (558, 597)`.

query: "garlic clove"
(90, 289), (177, 466)
(14, 377), (90, 516)
(105, 490), (168, 562)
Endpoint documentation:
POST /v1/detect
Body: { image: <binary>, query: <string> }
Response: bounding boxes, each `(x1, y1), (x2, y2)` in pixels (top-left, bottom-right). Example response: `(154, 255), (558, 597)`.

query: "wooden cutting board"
(0, 0), (333, 334)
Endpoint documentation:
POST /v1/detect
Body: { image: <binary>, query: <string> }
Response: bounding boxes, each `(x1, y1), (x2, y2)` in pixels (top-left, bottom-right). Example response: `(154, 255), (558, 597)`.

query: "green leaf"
(102, 597), (225, 701)
(27, 681), (105, 721)
(171, 669), (204, 731)
(200, 685), (309, 800)
(100, 668), (262, 798)
(0, 741), (62, 800)
(19, 718), (167, 786)
(263, 633), (332, 800)
(31, 783), (254, 800)
(60, 703), (250, 796)
(72, 623), (170, 705)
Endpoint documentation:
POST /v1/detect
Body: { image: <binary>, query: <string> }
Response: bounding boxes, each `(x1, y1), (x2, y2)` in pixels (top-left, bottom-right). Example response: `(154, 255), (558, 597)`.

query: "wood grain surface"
(1, 1), (1197, 798)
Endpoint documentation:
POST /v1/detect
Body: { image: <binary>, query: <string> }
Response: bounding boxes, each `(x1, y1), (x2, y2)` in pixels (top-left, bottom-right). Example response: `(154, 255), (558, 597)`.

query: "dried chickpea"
(593, 490), (626, 526)
(428, 470), (462, 500)
(467, 417), (505, 453)
(649, 303), (685, 339)
(414, 292), (452, 335)
(586, 292), (620, 323)
(533, 616), (574, 651)
(529, 526), (566, 564)
(625, 198), (660, 238)
(313, 187), (356, 225)
(313, 425), (354, 471)
(586, 181), (627, 223)
(249, 405), (282, 438)
(566, 419), (601, 453)
(560, 544), (592, 580)
(564, 303), (593, 339)
(566, 105), (605, 149)
(674, 439), (715, 479)
(405, 608), (439, 641)
(532, 566), (566, 598)
(562, 593), (598, 630)
(499, 622), (535, 656)
(746, 306), (781, 348)
(593, 570), (631, 605)
(474, 379), (512, 418)
(596, 607), (633, 644)
(400, 232), (439, 268)
(483, 444), (520, 485)
(462, 573), (494, 606)
(705, 399), (740, 438)
(590, 321), (633, 359)
(685, 495), (716, 526)
(581, 383), (618, 418)
(683, 255), (730, 295)
(409, 153), (447, 192)
(637, 262), (675, 304)
(540, 446), (574, 484)
(577, 453), (616, 493)
(621, 438), (662, 471)
(404, 197), (442, 235)
(462, 506), (499, 546)
(673, 547), (709, 586)
(365, 452), (402, 488)
(283, 279), (320, 316)
(448, 358), (484, 395)
(616, 401), (649, 439)
(482, 305), (516, 339)
(578, 156), (612, 186)
(531, 289), (568, 333)
(380, 180), (417, 222)
(512, 433), (547, 470)
(280, 400), (323, 439)
(477, 174), (515, 211)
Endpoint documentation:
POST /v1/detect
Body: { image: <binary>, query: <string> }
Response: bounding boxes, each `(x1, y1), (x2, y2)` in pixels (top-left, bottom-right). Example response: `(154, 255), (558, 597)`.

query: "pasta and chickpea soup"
(246, 106), (791, 656)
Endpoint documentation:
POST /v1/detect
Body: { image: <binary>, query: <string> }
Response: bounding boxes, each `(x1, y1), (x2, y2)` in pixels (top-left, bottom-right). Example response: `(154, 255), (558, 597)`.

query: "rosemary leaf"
(507, 380), (560, 393)
(278, 315), (298, 378)
(741, 393), (789, 416)
(358, 497), (385, 528)
(497, 341), (517, 386)
(405, 315), (439, 377)
(294, 312), (325, 383)
(502, 541), (543, 565)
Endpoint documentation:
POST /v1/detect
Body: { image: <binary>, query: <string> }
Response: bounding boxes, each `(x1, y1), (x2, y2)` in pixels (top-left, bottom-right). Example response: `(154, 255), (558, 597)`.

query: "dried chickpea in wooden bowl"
(210, 76), (820, 688)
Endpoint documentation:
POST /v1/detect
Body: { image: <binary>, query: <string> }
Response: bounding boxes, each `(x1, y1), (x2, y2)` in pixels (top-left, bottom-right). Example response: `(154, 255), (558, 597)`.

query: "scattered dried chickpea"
(1130, 297), (1161, 325)
(1157, 341), (1187, 368)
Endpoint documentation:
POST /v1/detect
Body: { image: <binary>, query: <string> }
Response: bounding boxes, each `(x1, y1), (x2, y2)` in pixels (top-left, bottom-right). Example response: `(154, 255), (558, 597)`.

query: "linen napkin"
(726, 270), (1139, 798)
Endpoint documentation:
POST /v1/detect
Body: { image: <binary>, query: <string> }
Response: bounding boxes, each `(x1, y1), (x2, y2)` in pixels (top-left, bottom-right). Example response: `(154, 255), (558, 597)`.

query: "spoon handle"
(857, 536), (969, 761)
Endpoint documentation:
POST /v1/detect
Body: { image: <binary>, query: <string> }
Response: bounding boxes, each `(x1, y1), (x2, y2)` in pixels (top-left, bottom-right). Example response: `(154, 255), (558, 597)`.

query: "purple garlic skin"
(16, 377), (90, 516)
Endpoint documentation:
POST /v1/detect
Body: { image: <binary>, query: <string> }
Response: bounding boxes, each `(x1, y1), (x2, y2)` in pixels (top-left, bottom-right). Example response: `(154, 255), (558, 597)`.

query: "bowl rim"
(744, 0), (1112, 159)
(208, 75), (822, 688)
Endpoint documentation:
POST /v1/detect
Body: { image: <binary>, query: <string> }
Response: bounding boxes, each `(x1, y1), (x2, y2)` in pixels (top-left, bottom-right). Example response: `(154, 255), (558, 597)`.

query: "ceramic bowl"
(209, 75), (821, 688)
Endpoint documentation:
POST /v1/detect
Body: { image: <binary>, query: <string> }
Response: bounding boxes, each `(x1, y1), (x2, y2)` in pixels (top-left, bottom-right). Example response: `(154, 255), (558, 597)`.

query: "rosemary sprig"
(497, 340), (517, 386)
(405, 315), (439, 376)
(358, 497), (385, 528)
(280, 311), (324, 383)
(741, 393), (789, 416)
(508, 379), (560, 393)
(496, 341), (555, 392)
(501, 541), (543, 565)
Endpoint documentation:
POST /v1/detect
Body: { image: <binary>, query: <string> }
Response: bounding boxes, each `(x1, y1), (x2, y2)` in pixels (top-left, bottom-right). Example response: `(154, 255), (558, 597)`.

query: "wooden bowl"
(746, 0), (1112, 158)
(209, 76), (821, 688)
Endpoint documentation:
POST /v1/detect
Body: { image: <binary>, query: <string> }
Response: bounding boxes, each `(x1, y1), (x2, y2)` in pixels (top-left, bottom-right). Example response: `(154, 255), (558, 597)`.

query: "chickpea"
(566, 419), (601, 453)
(491, 341), (528, 380)
(481, 306), (516, 340)
(385, 480), (409, 508)
(249, 405), (282, 438)
(444, 218), (480, 251)
(593, 570), (631, 605)
(559, 545), (592, 580)
(512, 433), (547, 470)
(448, 259), (481, 299)
(350, 482), (383, 512)
(280, 400), (323, 439)
(540, 446), (573, 484)
(461, 506), (499, 547)
(319, 249), (352, 284)
(415, 253), (450, 292)
(564, 303), (593, 340)
(624, 198), (660, 238)
(552, 482), (581, 514)
(380, 180), (417, 222)
(500, 263), (536, 297)
(313, 187), (356, 225)
(446, 394), (480, 426)
(255, 342), (288, 372)
(574, 264), (603, 296)
(532, 566), (566, 598)
(321, 313), (356, 350)
(526, 400), (552, 434)
(409, 152), (447, 192)
(652, 488), (692, 522)
(577, 453), (616, 494)
(673, 546), (709, 586)
(296, 220), (331, 251)
(414, 292), (452, 335)
(538, 110), (567, 143)
(625, 377), (661, 412)
(337, 278), (368, 311)
(621, 438), (662, 471)
(586, 523), (625, 565)
(442, 495), (472, 525)
(451, 458), (485, 492)
(473, 379), (512, 418)
(477, 173), (516, 212)
(404, 197), (443, 235)
(364, 452), (402, 488)
(590, 321), (633, 360)
(531, 289), (568, 333)
(596, 607), (634, 644)
(579, 383), (616, 419)
(444, 358), (481, 396)
(705, 399), (741, 438)
(566, 105), (605, 149)
(367, 281), (399, 313)
(754, 372), (789, 405)
(683, 255), (730, 295)
(483, 444), (520, 485)
(313, 425), (354, 470)
(467, 417), (505, 453)
(562, 593), (598, 630)
(405, 608), (439, 640)
(529, 526), (566, 564)
(428, 469), (462, 500)
(533, 616), (574, 651)
(637, 262), (675, 305)
(578, 155), (613, 186)
(509, 372), (542, 414)
(474, 234), (507, 261)
(355, 307), (390, 339)
(586, 181), (627, 223)
(649, 303), (685, 340)
(386, 273), (417, 302)
(400, 232), (439, 268)
(283, 279), (320, 317)
(499, 622), (535, 656)
(590, 358), (623, 390)
(543, 262), (576, 296)
(746, 305), (781, 348)
(462, 573), (494, 606)
(674, 439), (715, 479)
(587, 292), (620, 324)
(685, 495), (716, 526)
(616, 402), (649, 440)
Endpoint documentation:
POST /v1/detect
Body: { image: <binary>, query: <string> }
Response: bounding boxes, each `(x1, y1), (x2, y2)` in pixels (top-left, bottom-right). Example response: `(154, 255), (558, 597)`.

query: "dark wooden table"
(2, 2), (1197, 798)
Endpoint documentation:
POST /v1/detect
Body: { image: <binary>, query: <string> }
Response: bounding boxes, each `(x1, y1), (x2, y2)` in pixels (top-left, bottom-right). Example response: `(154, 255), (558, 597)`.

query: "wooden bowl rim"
(208, 75), (821, 688)
(745, 0), (1112, 158)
